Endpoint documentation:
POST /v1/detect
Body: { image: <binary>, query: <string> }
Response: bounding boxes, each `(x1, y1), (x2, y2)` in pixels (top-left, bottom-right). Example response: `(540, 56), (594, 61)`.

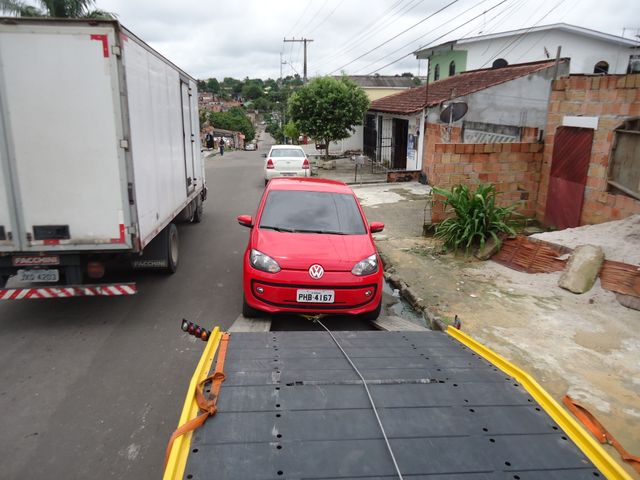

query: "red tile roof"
(369, 59), (566, 114)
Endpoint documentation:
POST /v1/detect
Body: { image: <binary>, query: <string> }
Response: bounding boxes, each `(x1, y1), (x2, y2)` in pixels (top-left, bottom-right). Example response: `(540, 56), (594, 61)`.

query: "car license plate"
(296, 289), (334, 303)
(17, 269), (59, 283)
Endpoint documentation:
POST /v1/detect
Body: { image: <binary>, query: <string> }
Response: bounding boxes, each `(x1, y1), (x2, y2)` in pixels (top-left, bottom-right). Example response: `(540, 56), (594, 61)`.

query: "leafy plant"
(432, 183), (518, 253)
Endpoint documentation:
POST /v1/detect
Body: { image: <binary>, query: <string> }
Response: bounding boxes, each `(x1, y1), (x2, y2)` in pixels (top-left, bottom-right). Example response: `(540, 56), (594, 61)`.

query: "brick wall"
(429, 142), (543, 222)
(537, 74), (640, 225)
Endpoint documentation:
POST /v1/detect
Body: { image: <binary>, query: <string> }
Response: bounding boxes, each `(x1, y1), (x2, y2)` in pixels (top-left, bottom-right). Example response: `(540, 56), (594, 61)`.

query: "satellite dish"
(492, 58), (508, 68)
(439, 102), (468, 123)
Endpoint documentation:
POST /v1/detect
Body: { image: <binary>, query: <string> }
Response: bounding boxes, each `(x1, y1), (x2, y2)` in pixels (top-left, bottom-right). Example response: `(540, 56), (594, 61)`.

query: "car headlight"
(351, 254), (378, 276)
(250, 249), (281, 273)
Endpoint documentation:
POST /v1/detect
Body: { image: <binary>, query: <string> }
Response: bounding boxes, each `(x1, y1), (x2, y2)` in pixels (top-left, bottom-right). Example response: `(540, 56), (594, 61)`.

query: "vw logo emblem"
(308, 264), (324, 279)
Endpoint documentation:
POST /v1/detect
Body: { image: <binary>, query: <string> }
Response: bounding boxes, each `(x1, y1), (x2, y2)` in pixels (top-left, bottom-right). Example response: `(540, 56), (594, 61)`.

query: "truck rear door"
(0, 22), (132, 252)
(180, 80), (196, 195)
(0, 111), (19, 252)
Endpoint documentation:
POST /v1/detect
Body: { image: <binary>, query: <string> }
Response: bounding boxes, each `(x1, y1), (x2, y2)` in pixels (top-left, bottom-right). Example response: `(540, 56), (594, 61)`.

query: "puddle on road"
(382, 279), (430, 329)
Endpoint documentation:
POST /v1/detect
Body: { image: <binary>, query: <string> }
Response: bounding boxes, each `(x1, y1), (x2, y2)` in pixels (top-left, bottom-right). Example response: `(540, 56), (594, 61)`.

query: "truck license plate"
(17, 269), (59, 283)
(296, 289), (334, 303)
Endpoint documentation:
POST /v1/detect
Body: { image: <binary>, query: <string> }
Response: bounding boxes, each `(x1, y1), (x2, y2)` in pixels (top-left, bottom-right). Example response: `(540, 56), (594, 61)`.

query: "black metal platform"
(184, 331), (602, 479)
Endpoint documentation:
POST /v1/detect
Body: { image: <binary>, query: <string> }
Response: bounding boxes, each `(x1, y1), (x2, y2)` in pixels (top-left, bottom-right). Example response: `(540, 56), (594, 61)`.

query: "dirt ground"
(354, 184), (640, 478)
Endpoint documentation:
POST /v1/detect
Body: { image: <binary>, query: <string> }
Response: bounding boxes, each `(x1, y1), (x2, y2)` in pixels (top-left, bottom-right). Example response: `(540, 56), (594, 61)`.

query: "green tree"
(283, 120), (299, 144)
(241, 81), (263, 100)
(288, 76), (369, 160)
(0, 0), (113, 18)
(208, 107), (255, 143)
(205, 78), (220, 94)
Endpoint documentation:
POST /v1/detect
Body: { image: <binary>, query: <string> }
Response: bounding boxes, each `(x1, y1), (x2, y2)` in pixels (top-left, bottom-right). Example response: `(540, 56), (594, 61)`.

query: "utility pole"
(283, 37), (313, 82)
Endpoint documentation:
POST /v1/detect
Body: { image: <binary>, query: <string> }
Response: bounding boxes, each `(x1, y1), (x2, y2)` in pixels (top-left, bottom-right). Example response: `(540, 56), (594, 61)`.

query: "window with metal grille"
(449, 61), (455, 76)
(434, 64), (440, 81)
(608, 118), (640, 201)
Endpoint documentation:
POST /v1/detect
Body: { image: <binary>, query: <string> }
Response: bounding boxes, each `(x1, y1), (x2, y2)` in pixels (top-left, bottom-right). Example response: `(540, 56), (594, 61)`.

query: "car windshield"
(259, 190), (366, 235)
(269, 148), (305, 158)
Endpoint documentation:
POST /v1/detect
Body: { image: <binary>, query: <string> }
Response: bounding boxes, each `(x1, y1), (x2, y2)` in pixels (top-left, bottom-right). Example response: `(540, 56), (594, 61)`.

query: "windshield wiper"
(294, 229), (348, 235)
(260, 225), (297, 232)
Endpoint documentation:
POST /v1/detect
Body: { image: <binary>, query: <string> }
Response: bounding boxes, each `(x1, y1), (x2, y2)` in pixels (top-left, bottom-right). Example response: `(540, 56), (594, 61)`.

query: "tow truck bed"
(166, 329), (626, 479)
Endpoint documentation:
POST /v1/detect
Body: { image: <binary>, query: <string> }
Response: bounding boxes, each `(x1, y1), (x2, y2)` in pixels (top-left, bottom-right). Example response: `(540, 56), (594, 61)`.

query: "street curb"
(379, 248), (449, 332)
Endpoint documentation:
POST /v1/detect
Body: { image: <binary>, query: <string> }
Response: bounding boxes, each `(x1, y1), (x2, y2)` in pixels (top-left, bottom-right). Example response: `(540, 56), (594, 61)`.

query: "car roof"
(268, 145), (305, 150)
(266, 177), (354, 194)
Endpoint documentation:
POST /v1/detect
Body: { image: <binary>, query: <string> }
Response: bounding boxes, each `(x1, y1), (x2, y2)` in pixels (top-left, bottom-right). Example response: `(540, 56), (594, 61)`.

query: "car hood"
(253, 230), (375, 271)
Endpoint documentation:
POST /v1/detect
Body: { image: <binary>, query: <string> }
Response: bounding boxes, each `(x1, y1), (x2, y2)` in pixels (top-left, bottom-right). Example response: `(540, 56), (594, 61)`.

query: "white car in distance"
(263, 145), (310, 185)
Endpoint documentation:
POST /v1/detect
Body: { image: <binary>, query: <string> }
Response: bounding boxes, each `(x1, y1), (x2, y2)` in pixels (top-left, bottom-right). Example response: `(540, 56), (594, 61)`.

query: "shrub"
(432, 183), (518, 253)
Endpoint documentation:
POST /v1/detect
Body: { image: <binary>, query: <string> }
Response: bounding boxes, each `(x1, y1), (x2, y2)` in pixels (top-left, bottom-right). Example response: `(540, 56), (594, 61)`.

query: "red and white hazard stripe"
(0, 283), (137, 300)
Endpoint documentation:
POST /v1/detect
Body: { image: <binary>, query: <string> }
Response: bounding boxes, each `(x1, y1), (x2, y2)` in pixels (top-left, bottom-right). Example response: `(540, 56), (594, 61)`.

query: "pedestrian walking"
(219, 138), (225, 156)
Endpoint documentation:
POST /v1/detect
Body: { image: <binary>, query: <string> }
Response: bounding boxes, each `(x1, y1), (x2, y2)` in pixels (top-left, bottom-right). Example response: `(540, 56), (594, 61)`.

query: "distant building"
(415, 23), (640, 83)
(334, 75), (421, 101)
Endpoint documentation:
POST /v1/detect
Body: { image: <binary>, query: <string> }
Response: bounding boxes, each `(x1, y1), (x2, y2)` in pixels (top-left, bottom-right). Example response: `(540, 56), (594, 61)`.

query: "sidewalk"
(349, 182), (639, 478)
(312, 155), (387, 184)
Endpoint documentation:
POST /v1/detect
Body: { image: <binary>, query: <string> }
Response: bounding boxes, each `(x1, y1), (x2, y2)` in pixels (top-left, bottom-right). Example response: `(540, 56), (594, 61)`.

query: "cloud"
(96, 0), (639, 80)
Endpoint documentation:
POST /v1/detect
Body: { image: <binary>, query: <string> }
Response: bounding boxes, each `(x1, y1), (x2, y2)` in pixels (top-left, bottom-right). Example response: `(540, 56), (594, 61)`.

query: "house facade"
(368, 59), (568, 179)
(415, 24), (640, 82)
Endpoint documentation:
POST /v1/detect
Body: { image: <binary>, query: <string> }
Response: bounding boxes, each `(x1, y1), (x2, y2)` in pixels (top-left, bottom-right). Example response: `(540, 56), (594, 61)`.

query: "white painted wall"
(461, 30), (637, 74)
(426, 64), (568, 134)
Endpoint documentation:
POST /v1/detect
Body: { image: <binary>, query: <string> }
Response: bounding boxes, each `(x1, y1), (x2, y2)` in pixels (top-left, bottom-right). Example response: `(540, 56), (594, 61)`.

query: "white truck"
(0, 18), (206, 298)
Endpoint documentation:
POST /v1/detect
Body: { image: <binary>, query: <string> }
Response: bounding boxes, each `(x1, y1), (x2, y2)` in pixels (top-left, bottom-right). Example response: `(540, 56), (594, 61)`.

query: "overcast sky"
(96, 0), (640, 80)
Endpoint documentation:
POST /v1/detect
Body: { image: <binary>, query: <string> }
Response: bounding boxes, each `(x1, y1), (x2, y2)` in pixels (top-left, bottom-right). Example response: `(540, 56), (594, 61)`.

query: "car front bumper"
(244, 267), (382, 315)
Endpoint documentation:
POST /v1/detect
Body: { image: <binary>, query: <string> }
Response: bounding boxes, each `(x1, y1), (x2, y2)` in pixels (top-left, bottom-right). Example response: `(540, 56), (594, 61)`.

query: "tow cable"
(301, 314), (404, 480)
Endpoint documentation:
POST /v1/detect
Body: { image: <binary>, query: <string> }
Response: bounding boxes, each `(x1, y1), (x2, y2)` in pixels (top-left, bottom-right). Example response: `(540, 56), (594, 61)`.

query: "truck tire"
(165, 223), (179, 274)
(192, 197), (203, 223)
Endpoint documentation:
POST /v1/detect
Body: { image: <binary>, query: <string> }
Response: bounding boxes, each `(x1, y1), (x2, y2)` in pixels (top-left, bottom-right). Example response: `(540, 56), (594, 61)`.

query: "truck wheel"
(192, 197), (203, 223)
(165, 223), (179, 274)
(242, 296), (262, 318)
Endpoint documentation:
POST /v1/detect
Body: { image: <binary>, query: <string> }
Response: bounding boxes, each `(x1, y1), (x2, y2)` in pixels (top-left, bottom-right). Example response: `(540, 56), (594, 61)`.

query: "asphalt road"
(0, 139), (269, 478)
(0, 132), (380, 479)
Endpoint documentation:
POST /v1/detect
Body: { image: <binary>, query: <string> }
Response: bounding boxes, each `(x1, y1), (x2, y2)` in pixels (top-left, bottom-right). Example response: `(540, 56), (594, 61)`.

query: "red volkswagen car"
(237, 178), (384, 320)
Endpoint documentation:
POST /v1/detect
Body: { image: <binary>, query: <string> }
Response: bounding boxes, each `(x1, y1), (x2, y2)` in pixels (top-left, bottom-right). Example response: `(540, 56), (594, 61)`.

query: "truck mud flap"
(0, 283), (137, 300)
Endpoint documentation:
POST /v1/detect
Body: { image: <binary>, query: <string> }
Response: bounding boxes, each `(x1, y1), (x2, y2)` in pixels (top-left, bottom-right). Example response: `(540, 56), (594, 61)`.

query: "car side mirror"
(237, 215), (253, 228)
(261, 153), (267, 158)
(370, 222), (385, 233)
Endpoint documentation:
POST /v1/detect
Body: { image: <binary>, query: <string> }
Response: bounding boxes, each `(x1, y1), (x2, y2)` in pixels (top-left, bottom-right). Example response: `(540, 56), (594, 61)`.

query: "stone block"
(558, 245), (605, 294)
(320, 160), (336, 169)
(474, 237), (501, 261)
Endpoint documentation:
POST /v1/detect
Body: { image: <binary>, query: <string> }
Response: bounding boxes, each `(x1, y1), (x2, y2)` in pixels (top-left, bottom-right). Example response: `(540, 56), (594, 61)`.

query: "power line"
(511, 0), (579, 63)
(295, 0), (328, 38)
(479, 0), (568, 68)
(352, 0), (496, 74)
(365, 0), (509, 75)
(285, 0), (314, 40)
(322, 0), (427, 70)
(313, 0), (407, 66)
(328, 0), (460, 75)
(308, 0), (347, 35)
(284, 38), (314, 82)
